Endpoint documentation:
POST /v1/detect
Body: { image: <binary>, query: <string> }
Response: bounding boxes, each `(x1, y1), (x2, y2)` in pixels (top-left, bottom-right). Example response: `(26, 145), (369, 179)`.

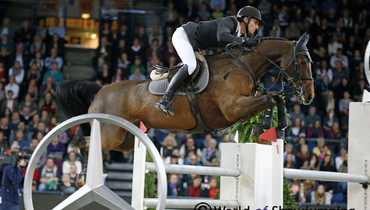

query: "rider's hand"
(243, 38), (259, 47)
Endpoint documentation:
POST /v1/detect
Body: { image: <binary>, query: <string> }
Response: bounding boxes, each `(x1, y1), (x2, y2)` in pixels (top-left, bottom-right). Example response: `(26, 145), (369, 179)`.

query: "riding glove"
(243, 38), (259, 47)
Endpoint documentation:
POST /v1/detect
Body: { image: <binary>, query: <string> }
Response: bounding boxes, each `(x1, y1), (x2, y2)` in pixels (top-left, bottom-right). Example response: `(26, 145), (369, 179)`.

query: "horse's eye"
(300, 61), (306, 65)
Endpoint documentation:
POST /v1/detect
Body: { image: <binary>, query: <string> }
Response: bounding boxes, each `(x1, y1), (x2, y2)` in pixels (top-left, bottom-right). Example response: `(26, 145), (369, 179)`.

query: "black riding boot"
(155, 64), (189, 116)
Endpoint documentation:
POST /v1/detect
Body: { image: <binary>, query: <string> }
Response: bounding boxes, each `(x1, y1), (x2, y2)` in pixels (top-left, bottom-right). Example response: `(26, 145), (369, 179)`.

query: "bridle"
(224, 40), (314, 98)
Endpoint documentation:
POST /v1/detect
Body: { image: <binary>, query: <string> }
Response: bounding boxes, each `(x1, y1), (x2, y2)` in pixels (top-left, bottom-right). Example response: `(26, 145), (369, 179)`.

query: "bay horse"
(57, 33), (314, 181)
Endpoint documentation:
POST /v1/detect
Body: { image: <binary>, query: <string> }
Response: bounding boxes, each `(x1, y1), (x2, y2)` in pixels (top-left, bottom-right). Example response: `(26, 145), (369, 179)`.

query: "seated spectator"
(147, 25), (162, 47)
(100, 22), (114, 45)
(198, 3), (211, 21)
(42, 62), (63, 85)
(13, 130), (28, 149)
(285, 21), (300, 39)
(39, 76), (57, 100)
(316, 60), (333, 83)
(39, 92), (57, 116)
(324, 90), (335, 114)
(128, 67), (146, 80)
(330, 48), (348, 69)
(338, 153), (348, 173)
(286, 117), (305, 140)
(94, 36), (112, 65)
(1, 90), (19, 113)
(179, 137), (202, 159)
(146, 55), (163, 79)
(295, 182), (309, 204)
(58, 173), (77, 194)
(0, 117), (10, 143)
(161, 135), (178, 158)
(301, 154), (320, 171)
(96, 63), (111, 85)
(4, 75), (20, 99)
(0, 131), (9, 153)
(47, 136), (65, 170)
(26, 64), (42, 88)
(284, 143), (296, 162)
(0, 34), (12, 53)
(19, 93), (38, 117)
(320, 154), (336, 172)
(8, 111), (20, 132)
(167, 174), (185, 196)
(332, 61), (349, 85)
(306, 120), (325, 138)
(11, 43), (30, 70)
(201, 138), (220, 166)
(0, 61), (6, 83)
(289, 103), (305, 124)
(113, 39), (127, 59)
(45, 48), (63, 70)
(338, 91), (353, 130)
(164, 149), (184, 165)
(40, 110), (50, 129)
(203, 177), (219, 198)
(29, 52), (45, 75)
(31, 34), (45, 55)
(284, 153), (296, 168)
(129, 37), (145, 61)
(325, 122), (343, 139)
(188, 175), (203, 197)
(62, 151), (82, 174)
(116, 52), (131, 78)
(304, 106), (321, 128)
(69, 163), (78, 184)
(48, 18), (65, 39)
(38, 158), (61, 191)
(111, 68), (124, 83)
(312, 137), (325, 156)
(146, 39), (161, 60)
(323, 109), (338, 132)
(162, 41), (179, 66)
(46, 33), (65, 58)
(310, 184), (332, 204)
(129, 56), (146, 75)
(185, 153), (201, 166)
(335, 147), (347, 171)
(296, 144), (311, 169)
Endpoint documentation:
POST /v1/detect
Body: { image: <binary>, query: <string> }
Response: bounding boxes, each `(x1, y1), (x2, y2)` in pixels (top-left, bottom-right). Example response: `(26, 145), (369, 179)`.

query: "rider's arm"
(217, 17), (243, 45)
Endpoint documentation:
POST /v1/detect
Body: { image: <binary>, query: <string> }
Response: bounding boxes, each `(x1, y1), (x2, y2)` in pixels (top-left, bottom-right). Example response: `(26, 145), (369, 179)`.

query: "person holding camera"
(0, 154), (28, 210)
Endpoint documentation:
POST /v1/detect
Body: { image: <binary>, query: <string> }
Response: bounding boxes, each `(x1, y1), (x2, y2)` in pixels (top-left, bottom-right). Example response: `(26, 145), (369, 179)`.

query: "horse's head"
(281, 33), (315, 105)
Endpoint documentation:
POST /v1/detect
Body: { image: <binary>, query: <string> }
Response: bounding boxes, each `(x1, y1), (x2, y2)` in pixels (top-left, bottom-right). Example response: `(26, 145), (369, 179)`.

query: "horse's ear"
(297, 32), (309, 47)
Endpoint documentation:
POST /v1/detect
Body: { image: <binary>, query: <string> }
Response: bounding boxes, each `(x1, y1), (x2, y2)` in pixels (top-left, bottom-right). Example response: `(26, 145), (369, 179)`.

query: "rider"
(155, 6), (264, 116)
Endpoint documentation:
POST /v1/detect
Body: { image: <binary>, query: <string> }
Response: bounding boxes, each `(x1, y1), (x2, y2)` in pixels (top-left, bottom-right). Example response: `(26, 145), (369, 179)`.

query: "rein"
(224, 40), (314, 97)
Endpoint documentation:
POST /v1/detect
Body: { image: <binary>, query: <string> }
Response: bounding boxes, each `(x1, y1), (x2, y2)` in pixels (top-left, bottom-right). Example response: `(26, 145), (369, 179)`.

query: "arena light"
(91, 33), (97, 39)
(81, 13), (90, 19)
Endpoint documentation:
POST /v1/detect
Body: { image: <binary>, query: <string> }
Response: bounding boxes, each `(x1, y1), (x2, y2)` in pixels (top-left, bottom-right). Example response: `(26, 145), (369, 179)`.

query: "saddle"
(149, 52), (209, 95)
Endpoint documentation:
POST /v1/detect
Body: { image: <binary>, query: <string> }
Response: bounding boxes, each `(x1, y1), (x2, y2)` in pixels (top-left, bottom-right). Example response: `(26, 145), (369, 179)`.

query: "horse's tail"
(57, 80), (101, 118)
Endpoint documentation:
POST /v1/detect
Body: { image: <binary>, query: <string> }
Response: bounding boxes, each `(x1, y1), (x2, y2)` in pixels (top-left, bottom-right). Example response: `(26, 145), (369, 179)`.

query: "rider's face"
(241, 17), (259, 35)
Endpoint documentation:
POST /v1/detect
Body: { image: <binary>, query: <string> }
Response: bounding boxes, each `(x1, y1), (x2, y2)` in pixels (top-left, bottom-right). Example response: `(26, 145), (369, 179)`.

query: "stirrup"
(155, 100), (174, 117)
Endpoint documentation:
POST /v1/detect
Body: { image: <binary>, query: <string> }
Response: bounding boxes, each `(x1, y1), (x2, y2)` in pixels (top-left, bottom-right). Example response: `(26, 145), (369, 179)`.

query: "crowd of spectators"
(0, 0), (369, 206)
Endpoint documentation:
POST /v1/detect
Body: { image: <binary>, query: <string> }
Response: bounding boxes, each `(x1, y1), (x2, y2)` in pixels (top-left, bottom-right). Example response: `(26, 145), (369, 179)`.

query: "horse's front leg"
(271, 95), (288, 139)
(261, 94), (276, 130)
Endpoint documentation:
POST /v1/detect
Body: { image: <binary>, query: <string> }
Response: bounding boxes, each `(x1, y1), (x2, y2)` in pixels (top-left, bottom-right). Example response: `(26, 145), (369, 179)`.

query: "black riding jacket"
(182, 16), (243, 50)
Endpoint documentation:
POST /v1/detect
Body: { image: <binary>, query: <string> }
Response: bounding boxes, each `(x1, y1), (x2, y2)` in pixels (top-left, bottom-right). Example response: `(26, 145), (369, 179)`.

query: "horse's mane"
(256, 37), (289, 41)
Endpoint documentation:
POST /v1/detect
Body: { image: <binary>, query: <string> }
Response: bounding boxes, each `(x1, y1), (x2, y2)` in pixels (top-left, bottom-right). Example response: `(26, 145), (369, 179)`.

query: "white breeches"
(172, 27), (197, 75)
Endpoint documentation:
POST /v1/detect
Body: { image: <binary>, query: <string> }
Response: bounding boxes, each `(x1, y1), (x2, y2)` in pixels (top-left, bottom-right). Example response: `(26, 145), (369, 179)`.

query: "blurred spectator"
(296, 183), (308, 204)
(198, 3), (211, 21)
(14, 20), (32, 50)
(39, 76), (57, 100)
(48, 18), (65, 39)
(201, 177), (219, 198)
(301, 154), (320, 170)
(286, 117), (305, 140)
(62, 151), (82, 174)
(188, 175), (202, 197)
(327, 34), (342, 56)
(182, 0), (198, 21)
(29, 52), (45, 75)
(167, 174), (185, 196)
(324, 90), (335, 114)
(146, 55), (163, 79)
(46, 136), (65, 170)
(0, 34), (12, 54)
(284, 153), (296, 168)
(27, 78), (39, 101)
(338, 153), (348, 173)
(0, 117), (10, 143)
(38, 158), (61, 191)
(338, 91), (352, 130)
(58, 173), (77, 194)
(289, 103), (305, 124)
(35, 19), (47, 41)
(210, 0), (225, 11)
(116, 52), (131, 77)
(43, 62), (63, 85)
(161, 135), (178, 158)
(271, 19), (282, 37)
(27, 64), (42, 87)
(212, 5), (224, 19)
(330, 48), (348, 69)
(113, 39), (127, 60)
(94, 36), (112, 65)
(69, 163), (78, 184)
(335, 147), (347, 171)
(146, 39), (162, 61)
(316, 60), (333, 83)
(137, 26), (149, 48)
(8, 111), (20, 132)
(165, 2), (178, 26)
(304, 106), (321, 128)
(116, 24), (130, 46)
(306, 120), (325, 138)
(0, 131), (8, 153)
(2, 90), (19, 113)
(46, 34), (65, 58)
(201, 138), (220, 166)
(100, 22), (113, 44)
(11, 43), (30, 70)
(296, 144), (311, 169)
(320, 154), (336, 172)
(9, 61), (25, 85)
(284, 143), (296, 162)
(111, 68), (124, 83)
(39, 91), (56, 116)
(164, 149), (184, 165)
(285, 22), (300, 39)
(0, 18), (14, 39)
(129, 38), (145, 61)
(45, 48), (63, 70)
(179, 137), (202, 159)
(128, 67), (146, 80)
(162, 41), (179, 66)
(323, 109), (338, 132)
(310, 183), (332, 204)
(0, 62), (6, 83)
(96, 63), (111, 85)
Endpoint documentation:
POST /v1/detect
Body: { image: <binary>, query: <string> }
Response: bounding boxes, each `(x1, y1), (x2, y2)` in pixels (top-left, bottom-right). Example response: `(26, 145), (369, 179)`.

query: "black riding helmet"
(237, 6), (264, 25)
